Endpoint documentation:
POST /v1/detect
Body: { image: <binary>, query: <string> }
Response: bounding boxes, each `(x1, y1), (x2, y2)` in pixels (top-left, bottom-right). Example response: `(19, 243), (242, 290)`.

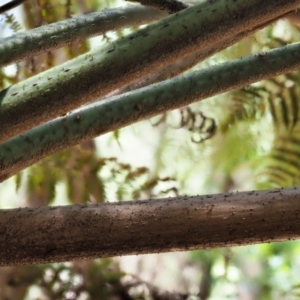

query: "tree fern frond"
(214, 86), (268, 134)
(259, 166), (291, 187)
(269, 153), (300, 176)
(266, 78), (300, 132)
(256, 125), (300, 188)
(4, 13), (22, 32)
(174, 107), (217, 143)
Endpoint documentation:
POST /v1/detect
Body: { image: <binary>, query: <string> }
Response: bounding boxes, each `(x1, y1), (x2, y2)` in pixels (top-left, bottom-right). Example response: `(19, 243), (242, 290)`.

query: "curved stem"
(0, 5), (166, 67)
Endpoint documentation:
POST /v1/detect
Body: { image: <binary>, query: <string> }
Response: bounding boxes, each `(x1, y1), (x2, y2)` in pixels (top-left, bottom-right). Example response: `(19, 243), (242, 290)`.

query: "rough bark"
(0, 187), (300, 266)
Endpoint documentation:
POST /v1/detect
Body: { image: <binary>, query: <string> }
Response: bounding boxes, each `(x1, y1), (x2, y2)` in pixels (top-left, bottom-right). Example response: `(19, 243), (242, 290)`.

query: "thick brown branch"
(0, 187), (300, 266)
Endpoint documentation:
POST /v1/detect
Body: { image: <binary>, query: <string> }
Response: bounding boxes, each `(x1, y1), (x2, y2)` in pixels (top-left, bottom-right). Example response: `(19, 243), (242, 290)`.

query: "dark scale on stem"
(75, 115), (81, 123)
(134, 103), (142, 111)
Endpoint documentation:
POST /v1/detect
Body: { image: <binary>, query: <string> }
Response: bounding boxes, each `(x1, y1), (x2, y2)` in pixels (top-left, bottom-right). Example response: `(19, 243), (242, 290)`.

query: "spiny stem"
(1, 41), (300, 181)
(0, 5), (166, 67)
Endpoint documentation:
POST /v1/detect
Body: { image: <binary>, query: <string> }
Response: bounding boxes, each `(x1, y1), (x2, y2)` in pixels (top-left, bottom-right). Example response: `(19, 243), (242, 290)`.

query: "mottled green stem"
(1, 42), (300, 182)
(0, 5), (166, 67)
(0, 0), (298, 143)
(107, 17), (277, 97)
(127, 0), (191, 13)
